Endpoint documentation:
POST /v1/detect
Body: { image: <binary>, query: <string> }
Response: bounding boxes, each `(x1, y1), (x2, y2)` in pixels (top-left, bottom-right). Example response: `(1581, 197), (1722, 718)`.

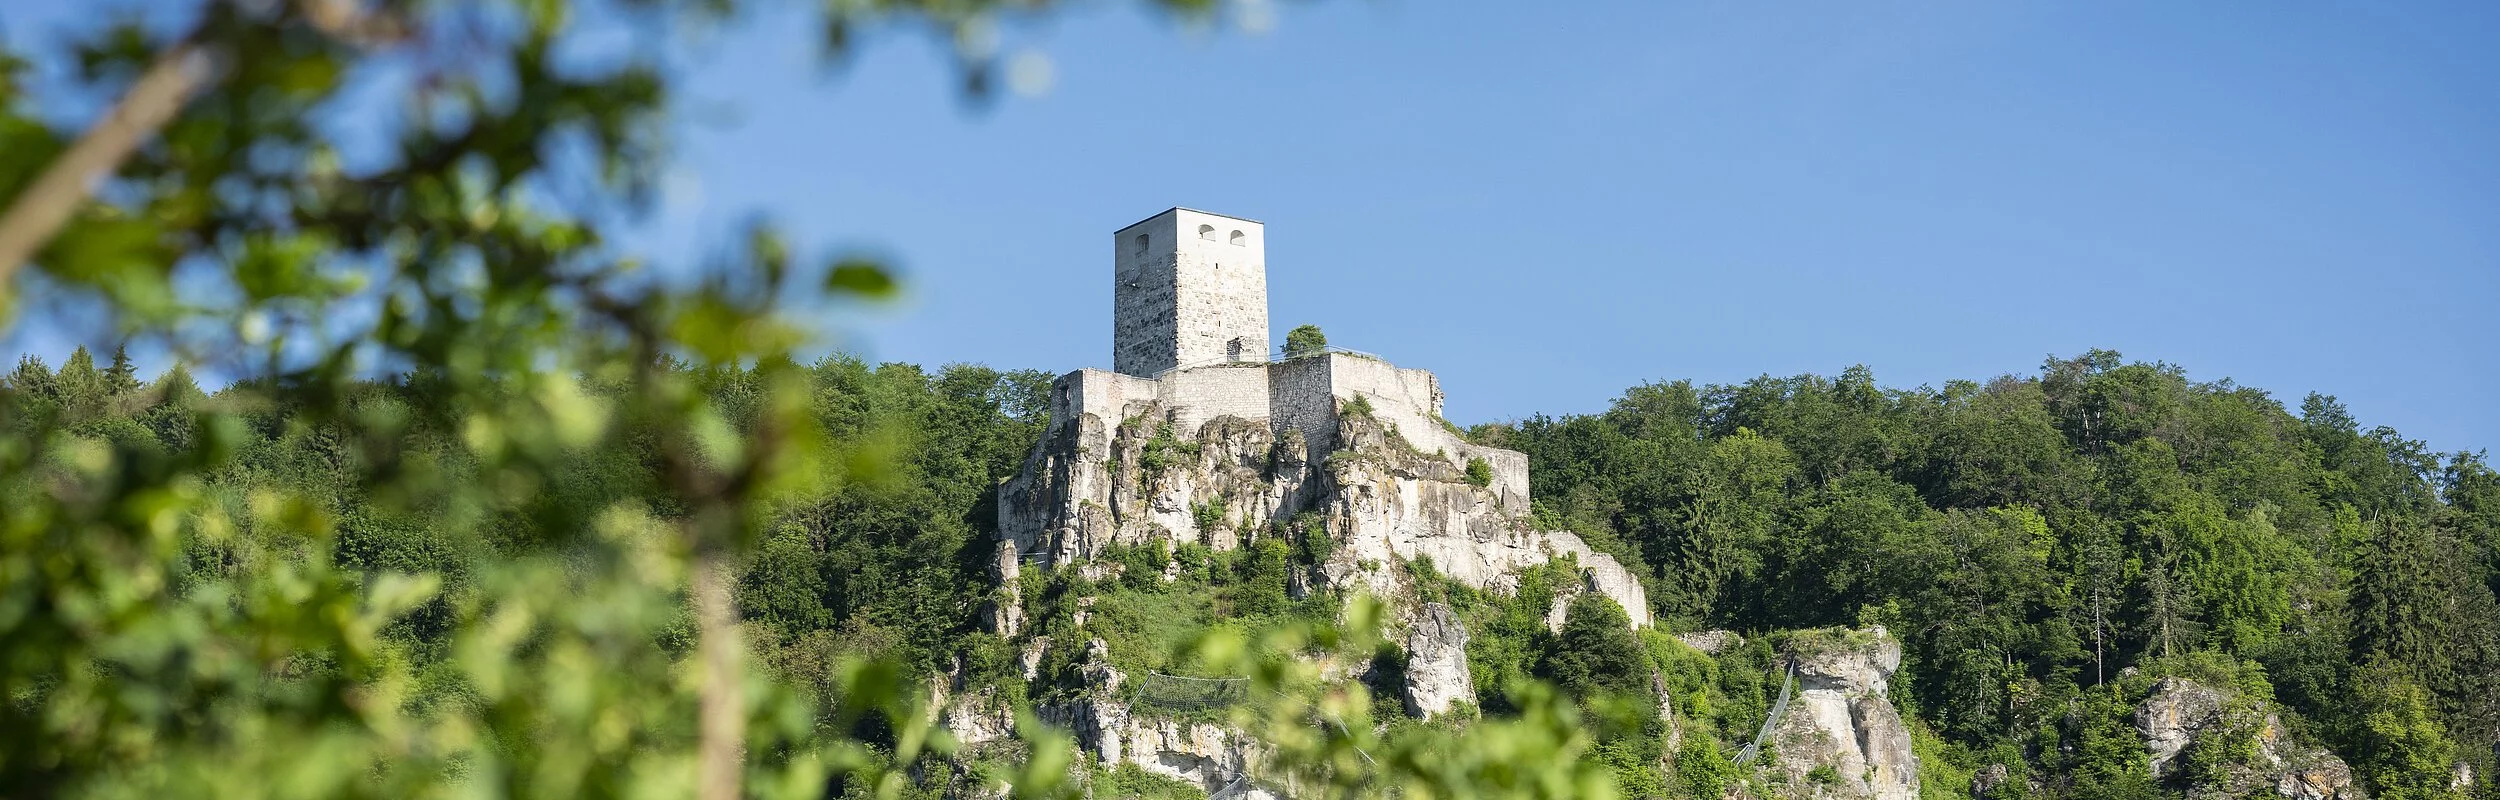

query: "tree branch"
(0, 41), (214, 302)
(692, 546), (744, 800)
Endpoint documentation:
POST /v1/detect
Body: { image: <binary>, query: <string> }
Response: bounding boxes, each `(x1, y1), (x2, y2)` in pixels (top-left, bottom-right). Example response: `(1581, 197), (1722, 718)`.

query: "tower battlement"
(1113, 208), (1268, 376)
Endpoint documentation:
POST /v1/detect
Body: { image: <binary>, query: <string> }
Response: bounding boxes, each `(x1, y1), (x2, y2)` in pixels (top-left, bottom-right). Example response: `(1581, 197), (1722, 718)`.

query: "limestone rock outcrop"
(1762, 627), (1920, 800)
(1004, 637), (1282, 799)
(1313, 412), (1651, 628)
(987, 391), (1661, 790)
(940, 686), (1016, 749)
(2138, 677), (2227, 778)
(1403, 602), (1477, 718)
(2133, 677), (2360, 800)
(999, 407), (1304, 568)
(997, 399), (1650, 630)
(1042, 696), (1275, 800)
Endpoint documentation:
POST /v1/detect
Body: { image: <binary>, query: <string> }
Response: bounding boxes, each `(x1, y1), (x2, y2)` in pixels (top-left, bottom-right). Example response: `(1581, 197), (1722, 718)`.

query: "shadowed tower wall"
(1111, 208), (1269, 377)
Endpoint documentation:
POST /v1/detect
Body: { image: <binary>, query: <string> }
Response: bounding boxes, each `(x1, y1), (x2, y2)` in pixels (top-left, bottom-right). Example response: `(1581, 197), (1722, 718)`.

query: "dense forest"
(1491, 351), (2500, 800)
(8, 345), (2491, 799)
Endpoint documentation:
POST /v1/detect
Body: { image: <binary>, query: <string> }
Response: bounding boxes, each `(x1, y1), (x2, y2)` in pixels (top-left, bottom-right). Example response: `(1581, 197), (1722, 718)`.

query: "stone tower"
(1112, 208), (1268, 377)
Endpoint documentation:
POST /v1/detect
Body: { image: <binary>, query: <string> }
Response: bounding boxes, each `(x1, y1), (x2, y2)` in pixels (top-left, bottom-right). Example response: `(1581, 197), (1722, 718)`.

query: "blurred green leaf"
(824, 258), (897, 300)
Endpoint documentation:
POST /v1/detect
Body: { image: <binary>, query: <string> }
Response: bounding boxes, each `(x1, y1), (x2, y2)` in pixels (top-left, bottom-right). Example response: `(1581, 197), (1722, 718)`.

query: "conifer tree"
(4, 355), (54, 401)
(53, 346), (106, 421)
(103, 344), (138, 398)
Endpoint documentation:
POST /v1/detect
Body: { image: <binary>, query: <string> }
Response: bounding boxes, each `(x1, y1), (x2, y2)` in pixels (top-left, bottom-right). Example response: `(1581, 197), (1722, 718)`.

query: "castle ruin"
(1043, 208), (1523, 503)
(996, 207), (1644, 627)
(974, 208), (1654, 792)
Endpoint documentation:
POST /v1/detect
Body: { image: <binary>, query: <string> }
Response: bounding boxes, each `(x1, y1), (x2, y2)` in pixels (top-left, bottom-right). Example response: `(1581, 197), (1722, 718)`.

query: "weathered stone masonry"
(1113, 208), (1269, 377)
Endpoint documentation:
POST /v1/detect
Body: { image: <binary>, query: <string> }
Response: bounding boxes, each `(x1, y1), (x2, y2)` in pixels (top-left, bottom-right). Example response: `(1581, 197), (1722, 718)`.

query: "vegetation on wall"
(1285, 324), (1330, 358)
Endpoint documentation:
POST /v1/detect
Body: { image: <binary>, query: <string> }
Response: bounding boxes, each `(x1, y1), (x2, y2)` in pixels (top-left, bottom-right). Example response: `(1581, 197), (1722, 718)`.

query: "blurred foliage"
(0, 0), (1633, 797)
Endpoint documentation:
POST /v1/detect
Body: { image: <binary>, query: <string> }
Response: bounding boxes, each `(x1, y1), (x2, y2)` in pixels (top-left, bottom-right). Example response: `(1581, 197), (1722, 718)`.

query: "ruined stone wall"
(1320, 354), (1531, 511)
(1060, 369), (1161, 430)
(1267, 356), (1339, 462)
(1156, 362), (1272, 434)
(1327, 355), (1441, 448)
(1048, 355), (1530, 513)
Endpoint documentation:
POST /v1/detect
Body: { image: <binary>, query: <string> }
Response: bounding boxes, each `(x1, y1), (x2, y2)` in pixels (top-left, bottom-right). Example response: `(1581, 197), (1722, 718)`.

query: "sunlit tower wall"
(1111, 208), (1269, 377)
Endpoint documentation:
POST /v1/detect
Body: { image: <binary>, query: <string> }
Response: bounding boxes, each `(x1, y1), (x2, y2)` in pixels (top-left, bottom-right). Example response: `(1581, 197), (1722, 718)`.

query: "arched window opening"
(1229, 230), (1245, 246)
(1133, 233), (1148, 255)
(1198, 224), (1216, 241)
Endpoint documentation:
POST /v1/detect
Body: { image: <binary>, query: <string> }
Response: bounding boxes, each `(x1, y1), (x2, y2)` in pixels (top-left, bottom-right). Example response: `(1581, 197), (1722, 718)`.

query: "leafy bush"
(1136, 422), (1198, 478)
(1231, 537), (1294, 617)
(1544, 593), (1651, 699)
(1340, 394), (1375, 418)
(1289, 513), (1334, 565)
(1675, 736), (1741, 800)
(1193, 497), (1230, 535)
(1091, 762), (1207, 800)
(1465, 457), (1494, 488)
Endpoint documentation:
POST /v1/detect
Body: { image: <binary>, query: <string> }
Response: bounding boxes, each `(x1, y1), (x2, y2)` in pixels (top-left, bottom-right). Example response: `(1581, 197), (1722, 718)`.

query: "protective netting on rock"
(1736, 664), (1797, 767)
(1132, 672), (1249, 714)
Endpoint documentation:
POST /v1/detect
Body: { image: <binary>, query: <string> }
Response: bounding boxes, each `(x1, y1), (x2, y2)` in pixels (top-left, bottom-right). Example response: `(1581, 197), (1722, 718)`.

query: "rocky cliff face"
(990, 394), (1655, 788)
(2133, 677), (2360, 800)
(1762, 627), (1921, 800)
(998, 407), (1305, 567)
(996, 400), (1649, 625)
(937, 639), (1280, 800)
(1041, 697), (1275, 800)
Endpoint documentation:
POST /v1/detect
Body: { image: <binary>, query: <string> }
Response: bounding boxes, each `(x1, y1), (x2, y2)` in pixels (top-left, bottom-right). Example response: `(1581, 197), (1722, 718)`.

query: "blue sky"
(6, 1), (2498, 453)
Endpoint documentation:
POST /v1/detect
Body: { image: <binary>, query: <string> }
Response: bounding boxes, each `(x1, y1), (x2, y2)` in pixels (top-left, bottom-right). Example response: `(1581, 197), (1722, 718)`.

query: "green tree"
(1543, 592), (1649, 699)
(1895, 506), (2055, 740)
(1284, 323), (1328, 357)
(54, 344), (104, 421)
(1665, 427), (1794, 620)
(2349, 516), (2500, 743)
(102, 343), (139, 398)
(2, 354), (58, 416)
(2068, 691), (2158, 800)
(2347, 659), (2462, 800)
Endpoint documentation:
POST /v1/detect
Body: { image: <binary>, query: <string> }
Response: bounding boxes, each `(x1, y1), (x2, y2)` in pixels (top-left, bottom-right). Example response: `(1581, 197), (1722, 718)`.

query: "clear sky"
(6, 1), (2498, 454)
